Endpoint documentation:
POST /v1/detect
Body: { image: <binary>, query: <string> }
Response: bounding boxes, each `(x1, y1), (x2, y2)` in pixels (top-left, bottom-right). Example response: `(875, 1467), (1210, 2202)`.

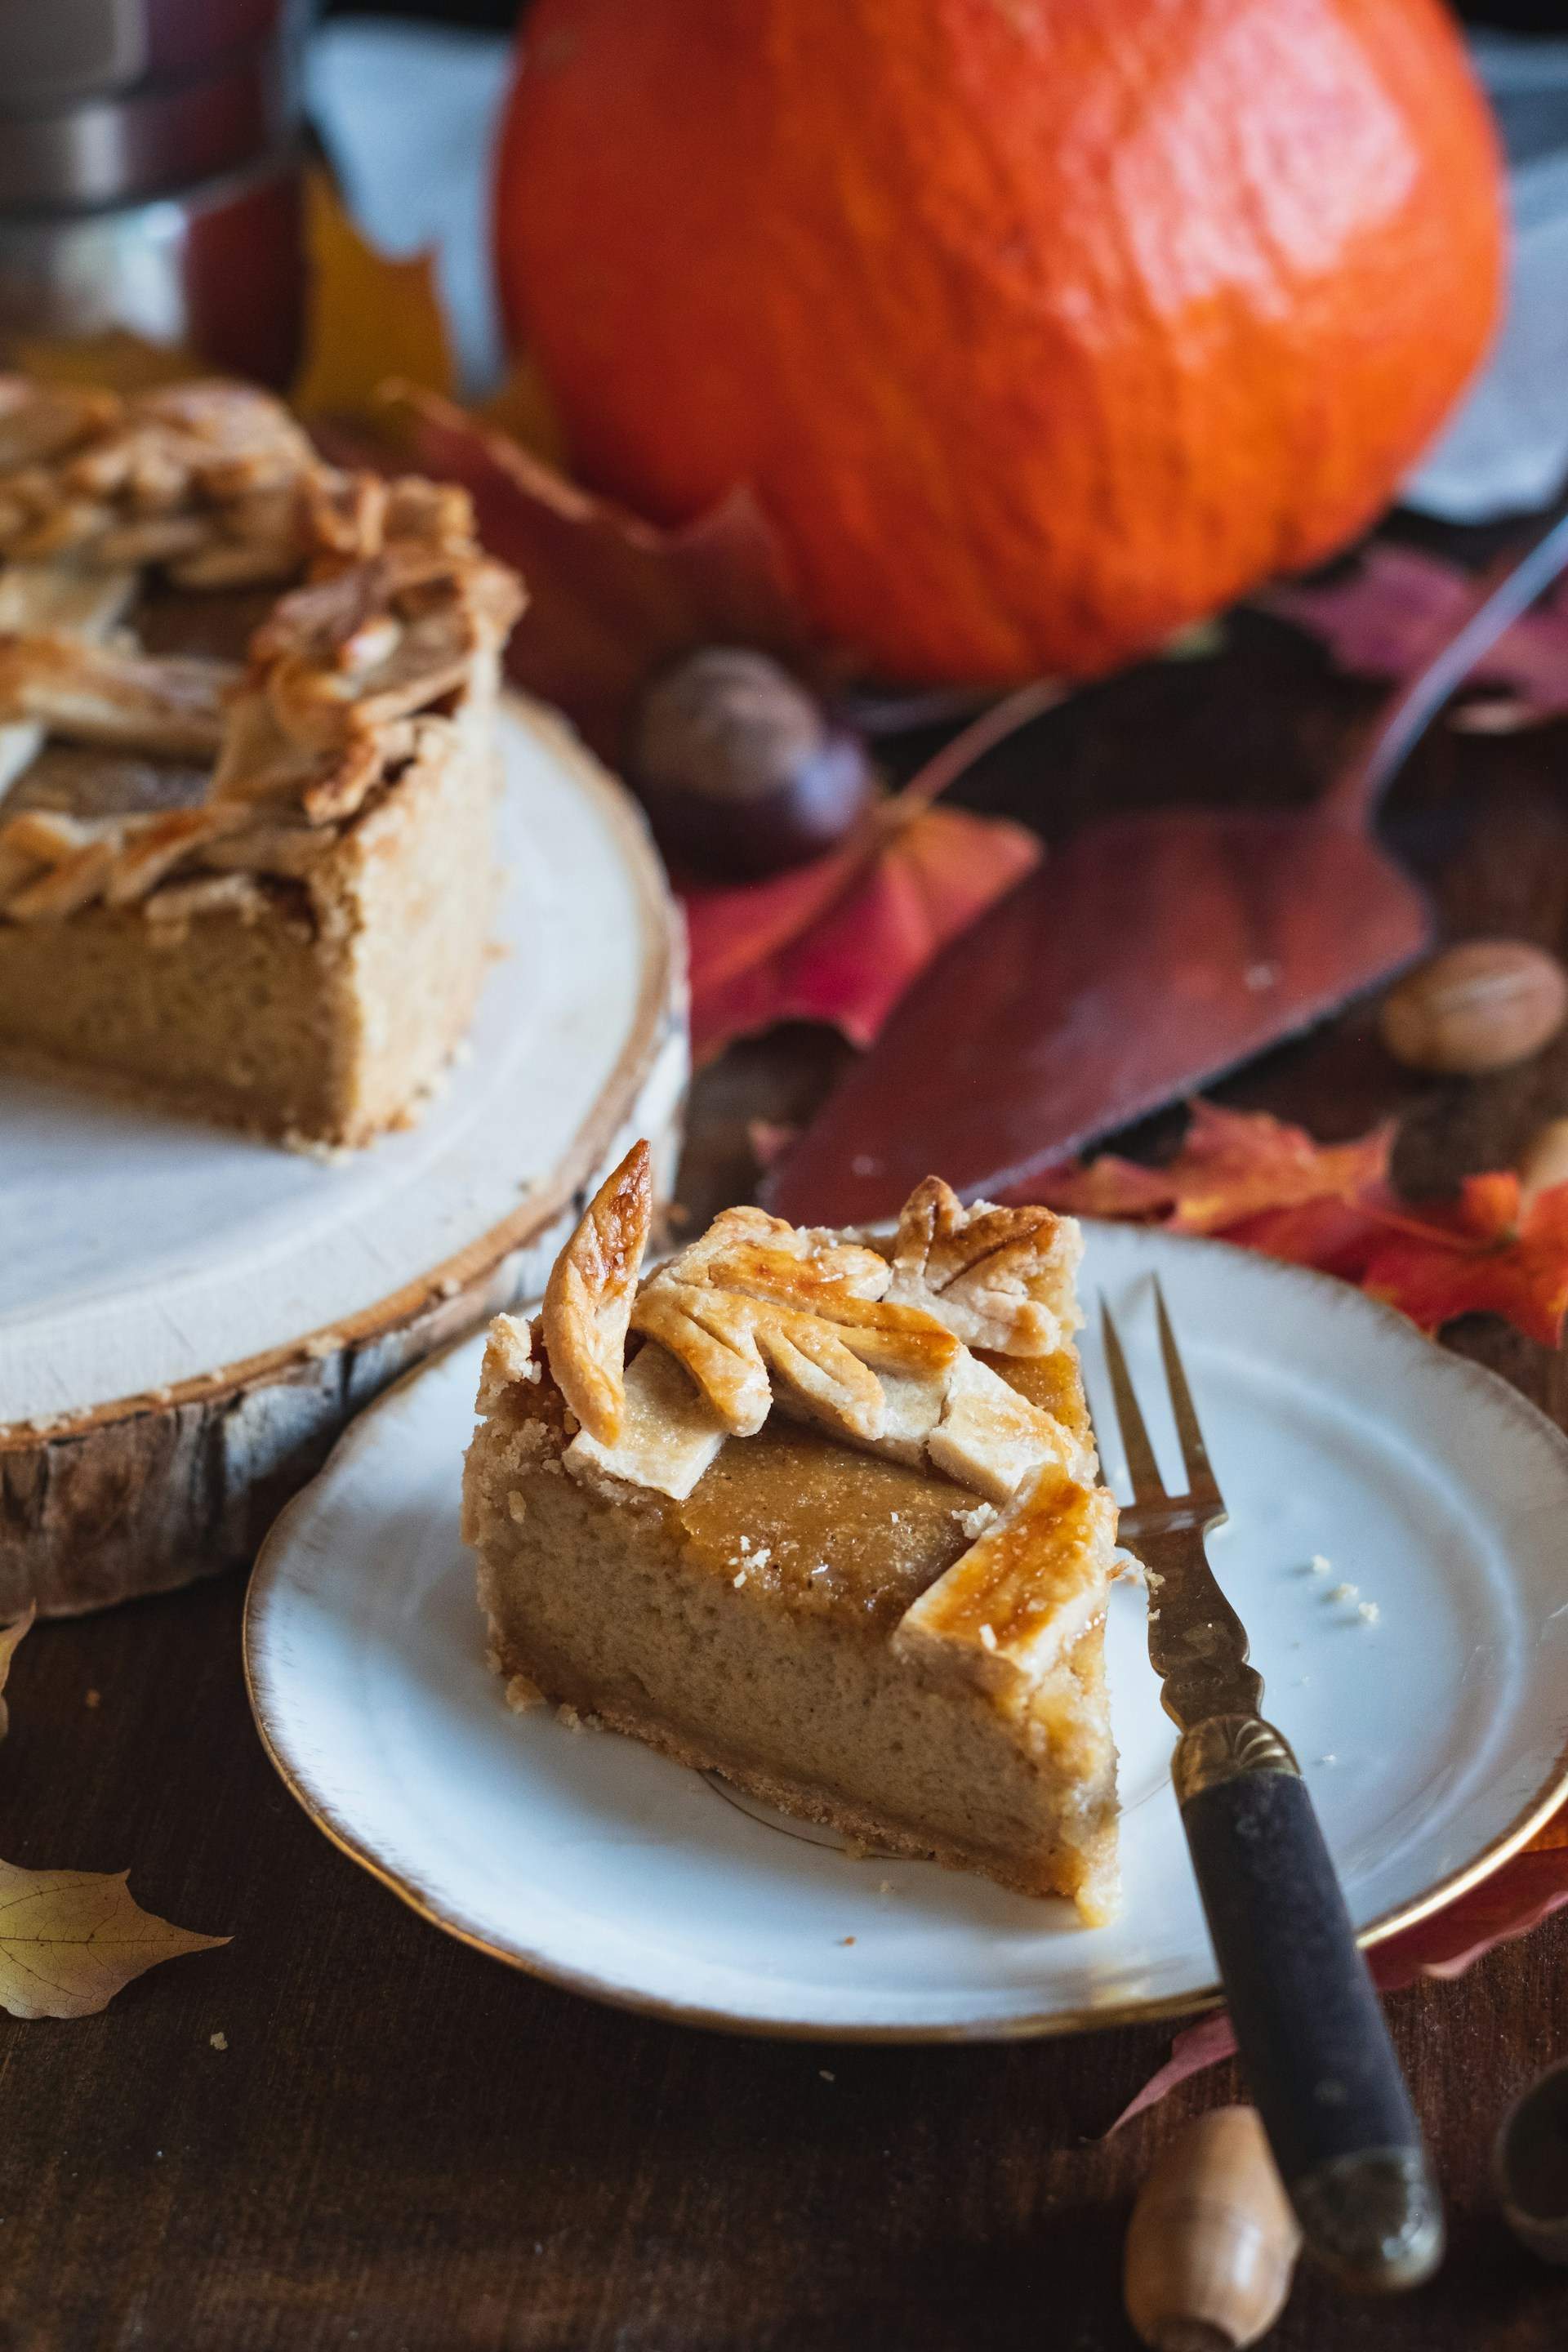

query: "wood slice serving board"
(0, 696), (688, 1617)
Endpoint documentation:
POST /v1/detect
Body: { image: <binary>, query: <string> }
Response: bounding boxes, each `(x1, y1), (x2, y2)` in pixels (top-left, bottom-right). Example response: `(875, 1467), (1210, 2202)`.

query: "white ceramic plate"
(245, 1223), (1568, 2042)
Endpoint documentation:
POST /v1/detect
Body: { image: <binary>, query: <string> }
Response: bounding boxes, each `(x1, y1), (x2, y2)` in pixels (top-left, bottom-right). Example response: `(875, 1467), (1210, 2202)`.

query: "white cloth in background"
(310, 18), (1568, 525)
(307, 20), (513, 392)
(1405, 34), (1568, 522)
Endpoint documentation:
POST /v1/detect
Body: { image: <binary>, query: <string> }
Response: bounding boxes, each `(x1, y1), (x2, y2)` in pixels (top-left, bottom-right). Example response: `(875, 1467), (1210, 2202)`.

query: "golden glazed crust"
(541, 1140), (654, 1444)
(884, 1176), (1084, 1354)
(560, 1190), (1089, 1508)
(0, 377), (523, 928)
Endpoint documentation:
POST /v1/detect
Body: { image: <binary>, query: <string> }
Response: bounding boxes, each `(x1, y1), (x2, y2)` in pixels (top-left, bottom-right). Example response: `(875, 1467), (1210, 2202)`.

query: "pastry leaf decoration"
(542, 1140), (653, 1444)
(630, 1209), (955, 1442)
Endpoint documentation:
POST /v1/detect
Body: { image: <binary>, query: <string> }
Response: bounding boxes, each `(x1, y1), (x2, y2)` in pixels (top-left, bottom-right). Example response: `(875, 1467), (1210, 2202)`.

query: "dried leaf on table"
(1267, 542), (1568, 725)
(11, 332), (200, 394)
(291, 172), (455, 422)
(1111, 1802), (1568, 2130)
(476, 354), (569, 472)
(1214, 1195), (1394, 1284)
(1040, 1101), (1568, 1348)
(1361, 1174), (1568, 1348)
(0, 1860), (227, 2020)
(685, 800), (1042, 1062)
(1038, 1101), (1392, 1234)
(1376, 1813), (1568, 1981)
(390, 388), (810, 762)
(0, 1602), (34, 1741)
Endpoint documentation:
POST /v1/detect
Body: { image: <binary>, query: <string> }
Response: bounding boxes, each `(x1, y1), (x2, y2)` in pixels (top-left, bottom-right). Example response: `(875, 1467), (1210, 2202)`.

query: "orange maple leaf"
(1040, 1102), (1568, 1347)
(1040, 1100), (1392, 1234)
(1361, 1174), (1568, 1347)
(684, 800), (1041, 1061)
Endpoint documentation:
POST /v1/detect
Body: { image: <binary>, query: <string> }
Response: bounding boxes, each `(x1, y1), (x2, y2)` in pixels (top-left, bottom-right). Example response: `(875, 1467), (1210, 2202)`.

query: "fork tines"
(1098, 1280), (1223, 1516)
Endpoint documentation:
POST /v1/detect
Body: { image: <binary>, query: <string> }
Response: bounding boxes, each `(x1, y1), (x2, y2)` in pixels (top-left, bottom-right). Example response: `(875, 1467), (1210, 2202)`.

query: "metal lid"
(0, 0), (310, 213)
(0, 0), (305, 104)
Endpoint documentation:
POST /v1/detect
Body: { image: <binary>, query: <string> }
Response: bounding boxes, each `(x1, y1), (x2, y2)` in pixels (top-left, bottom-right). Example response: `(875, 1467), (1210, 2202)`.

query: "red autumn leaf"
(1380, 1829), (1568, 1983)
(1040, 1100), (1392, 1236)
(1267, 542), (1568, 724)
(1112, 1802), (1568, 2131)
(387, 389), (811, 762)
(1361, 1174), (1568, 1347)
(1031, 1156), (1178, 1222)
(1216, 1195), (1390, 1282)
(684, 801), (1041, 1062)
(1040, 1102), (1568, 1347)
(1111, 2008), (1238, 2132)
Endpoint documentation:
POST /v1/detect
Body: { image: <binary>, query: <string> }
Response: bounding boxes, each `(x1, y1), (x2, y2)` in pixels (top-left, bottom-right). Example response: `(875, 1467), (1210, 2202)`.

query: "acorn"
(631, 647), (875, 879)
(1125, 2106), (1302, 2351)
(1494, 2059), (1568, 2265)
(1379, 940), (1568, 1077)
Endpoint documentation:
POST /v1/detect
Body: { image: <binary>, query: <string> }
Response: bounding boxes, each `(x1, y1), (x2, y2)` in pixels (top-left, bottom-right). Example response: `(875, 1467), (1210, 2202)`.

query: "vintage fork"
(1098, 1281), (1443, 2294)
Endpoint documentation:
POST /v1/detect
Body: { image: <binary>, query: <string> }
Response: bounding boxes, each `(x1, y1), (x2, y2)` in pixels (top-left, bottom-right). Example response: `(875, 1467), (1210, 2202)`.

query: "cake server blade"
(766, 511), (1568, 1228)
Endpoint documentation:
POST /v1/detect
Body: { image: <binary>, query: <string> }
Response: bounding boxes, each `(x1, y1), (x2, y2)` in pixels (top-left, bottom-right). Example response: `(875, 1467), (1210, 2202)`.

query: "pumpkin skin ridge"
(495, 0), (1504, 684)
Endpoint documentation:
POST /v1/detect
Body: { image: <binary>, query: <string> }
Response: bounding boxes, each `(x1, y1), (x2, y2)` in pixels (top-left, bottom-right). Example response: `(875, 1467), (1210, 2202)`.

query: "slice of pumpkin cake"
(0, 375), (524, 1145)
(462, 1143), (1120, 1919)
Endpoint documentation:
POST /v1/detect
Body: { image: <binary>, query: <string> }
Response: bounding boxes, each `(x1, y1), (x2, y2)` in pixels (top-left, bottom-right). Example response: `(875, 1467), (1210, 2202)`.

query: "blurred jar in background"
(0, 0), (311, 385)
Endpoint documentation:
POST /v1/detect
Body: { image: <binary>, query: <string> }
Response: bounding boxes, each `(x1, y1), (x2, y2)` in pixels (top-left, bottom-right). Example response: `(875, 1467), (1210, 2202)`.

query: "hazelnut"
(632, 647), (875, 879)
(1495, 2058), (1568, 2266)
(1124, 2106), (1300, 2350)
(1379, 940), (1568, 1076)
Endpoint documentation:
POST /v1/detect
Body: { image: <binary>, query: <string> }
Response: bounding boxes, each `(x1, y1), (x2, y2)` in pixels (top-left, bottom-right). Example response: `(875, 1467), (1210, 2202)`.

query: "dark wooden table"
(4, 593), (1568, 2352)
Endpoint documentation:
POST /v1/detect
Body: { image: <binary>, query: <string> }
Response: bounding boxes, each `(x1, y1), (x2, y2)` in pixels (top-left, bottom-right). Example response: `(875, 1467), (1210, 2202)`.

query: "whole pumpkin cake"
(463, 1143), (1121, 1921)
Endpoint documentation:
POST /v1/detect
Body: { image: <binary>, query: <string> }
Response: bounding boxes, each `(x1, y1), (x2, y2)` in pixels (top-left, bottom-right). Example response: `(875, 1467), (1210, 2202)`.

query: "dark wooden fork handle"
(1177, 1721), (1444, 2292)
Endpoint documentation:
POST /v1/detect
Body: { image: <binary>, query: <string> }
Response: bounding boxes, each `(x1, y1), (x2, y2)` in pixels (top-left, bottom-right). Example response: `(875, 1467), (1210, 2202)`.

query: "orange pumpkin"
(494, 0), (1504, 684)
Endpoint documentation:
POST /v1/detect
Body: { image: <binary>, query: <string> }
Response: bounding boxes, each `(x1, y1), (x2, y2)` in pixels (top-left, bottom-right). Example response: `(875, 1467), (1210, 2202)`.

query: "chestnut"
(631, 647), (875, 879)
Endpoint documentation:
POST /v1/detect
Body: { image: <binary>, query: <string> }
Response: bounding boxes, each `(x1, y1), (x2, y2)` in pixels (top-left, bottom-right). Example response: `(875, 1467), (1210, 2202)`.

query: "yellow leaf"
(478, 352), (568, 470)
(0, 1860), (227, 2020)
(292, 168), (455, 421)
(0, 1601), (33, 1741)
(14, 331), (200, 394)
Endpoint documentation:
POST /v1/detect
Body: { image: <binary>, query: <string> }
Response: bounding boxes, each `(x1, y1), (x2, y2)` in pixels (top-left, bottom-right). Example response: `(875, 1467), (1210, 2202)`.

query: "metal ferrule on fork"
(1171, 1713), (1300, 1806)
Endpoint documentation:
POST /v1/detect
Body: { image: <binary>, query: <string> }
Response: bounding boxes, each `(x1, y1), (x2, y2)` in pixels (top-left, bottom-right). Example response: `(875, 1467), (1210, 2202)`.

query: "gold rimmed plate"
(244, 1223), (1568, 2042)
